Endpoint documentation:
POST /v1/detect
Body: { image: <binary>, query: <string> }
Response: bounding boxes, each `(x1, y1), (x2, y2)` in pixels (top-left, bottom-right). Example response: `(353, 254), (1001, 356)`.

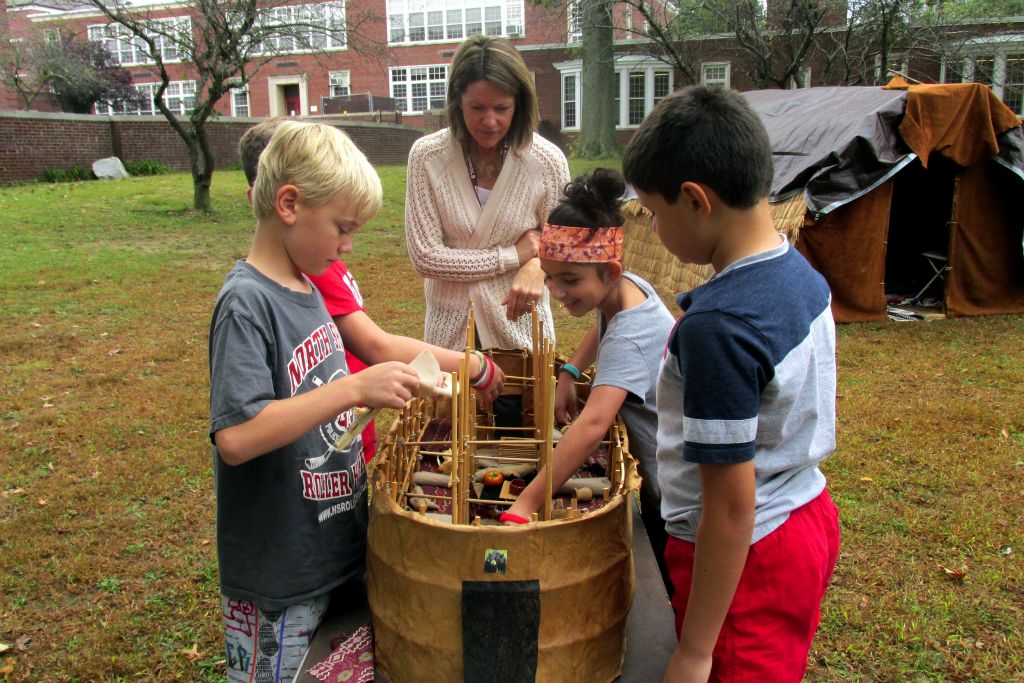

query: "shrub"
(124, 159), (172, 176)
(40, 165), (93, 183)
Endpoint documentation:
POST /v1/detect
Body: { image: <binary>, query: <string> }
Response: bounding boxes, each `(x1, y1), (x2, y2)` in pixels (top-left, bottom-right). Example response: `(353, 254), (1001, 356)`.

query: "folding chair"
(911, 251), (948, 303)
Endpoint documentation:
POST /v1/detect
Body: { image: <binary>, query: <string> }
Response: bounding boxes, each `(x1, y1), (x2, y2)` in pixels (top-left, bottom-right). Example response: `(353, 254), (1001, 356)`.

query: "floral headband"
(539, 224), (624, 263)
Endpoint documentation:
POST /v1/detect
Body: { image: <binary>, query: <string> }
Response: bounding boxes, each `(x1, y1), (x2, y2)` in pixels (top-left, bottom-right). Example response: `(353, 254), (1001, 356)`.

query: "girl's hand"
(554, 373), (578, 425)
(503, 259), (545, 321)
(351, 362), (419, 408)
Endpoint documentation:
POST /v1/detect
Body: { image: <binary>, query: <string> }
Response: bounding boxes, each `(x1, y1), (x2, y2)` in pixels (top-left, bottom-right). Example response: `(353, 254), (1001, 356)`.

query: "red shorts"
(665, 488), (840, 682)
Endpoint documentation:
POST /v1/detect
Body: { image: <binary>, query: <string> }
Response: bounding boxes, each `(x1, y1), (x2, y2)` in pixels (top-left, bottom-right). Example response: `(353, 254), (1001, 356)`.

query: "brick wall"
(0, 111), (425, 183)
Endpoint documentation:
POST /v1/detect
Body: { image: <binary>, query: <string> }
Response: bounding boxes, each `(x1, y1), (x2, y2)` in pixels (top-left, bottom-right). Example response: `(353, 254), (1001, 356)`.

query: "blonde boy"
(209, 121), (420, 682)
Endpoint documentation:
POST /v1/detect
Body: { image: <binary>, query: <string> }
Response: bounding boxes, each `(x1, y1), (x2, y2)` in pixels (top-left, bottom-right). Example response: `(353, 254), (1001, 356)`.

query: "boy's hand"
(663, 646), (712, 683)
(504, 259), (545, 320)
(554, 374), (578, 425)
(475, 362), (505, 408)
(352, 362), (419, 408)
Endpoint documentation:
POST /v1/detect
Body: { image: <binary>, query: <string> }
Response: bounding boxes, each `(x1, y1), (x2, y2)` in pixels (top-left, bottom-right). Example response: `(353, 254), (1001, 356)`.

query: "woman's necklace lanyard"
(465, 141), (509, 203)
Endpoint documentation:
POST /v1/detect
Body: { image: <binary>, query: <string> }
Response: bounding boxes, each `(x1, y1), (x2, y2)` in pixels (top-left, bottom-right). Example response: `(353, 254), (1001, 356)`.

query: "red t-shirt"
(307, 261), (376, 462)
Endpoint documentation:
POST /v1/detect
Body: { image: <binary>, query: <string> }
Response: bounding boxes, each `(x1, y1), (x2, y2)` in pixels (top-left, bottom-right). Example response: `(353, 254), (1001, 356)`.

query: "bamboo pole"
(541, 341), (555, 522)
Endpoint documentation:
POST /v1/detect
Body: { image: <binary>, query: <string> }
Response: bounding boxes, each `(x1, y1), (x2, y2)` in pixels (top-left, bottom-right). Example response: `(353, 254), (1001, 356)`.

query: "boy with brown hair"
(623, 86), (841, 682)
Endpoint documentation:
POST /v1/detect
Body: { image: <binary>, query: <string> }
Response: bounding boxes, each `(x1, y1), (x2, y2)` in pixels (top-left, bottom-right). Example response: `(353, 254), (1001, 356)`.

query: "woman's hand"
(503, 258), (545, 321)
(514, 229), (541, 266)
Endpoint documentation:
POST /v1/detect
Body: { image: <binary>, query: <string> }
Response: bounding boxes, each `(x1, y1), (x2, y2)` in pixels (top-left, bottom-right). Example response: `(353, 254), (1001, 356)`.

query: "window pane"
(447, 9), (463, 39)
(1004, 53), (1024, 115)
(628, 72), (645, 125)
(466, 8), (481, 35)
(653, 71), (670, 100)
(973, 55), (994, 85)
(563, 74), (576, 128)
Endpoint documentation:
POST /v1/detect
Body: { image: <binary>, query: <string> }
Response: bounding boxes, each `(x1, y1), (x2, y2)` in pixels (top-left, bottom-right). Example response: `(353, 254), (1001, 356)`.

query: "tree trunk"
(578, 0), (618, 159)
(186, 130), (214, 213)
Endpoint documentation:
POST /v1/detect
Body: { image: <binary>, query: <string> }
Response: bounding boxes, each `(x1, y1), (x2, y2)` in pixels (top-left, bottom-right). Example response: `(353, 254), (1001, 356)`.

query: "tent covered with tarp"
(622, 82), (1024, 323)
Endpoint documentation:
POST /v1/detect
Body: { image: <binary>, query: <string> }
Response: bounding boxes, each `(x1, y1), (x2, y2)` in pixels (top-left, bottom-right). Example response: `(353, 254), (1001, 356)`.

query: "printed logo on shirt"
(287, 322), (344, 395)
(342, 270), (365, 309)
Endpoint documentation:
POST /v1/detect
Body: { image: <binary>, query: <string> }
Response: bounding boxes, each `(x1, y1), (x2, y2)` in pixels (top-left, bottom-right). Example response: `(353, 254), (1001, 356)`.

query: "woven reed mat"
(621, 194), (806, 296)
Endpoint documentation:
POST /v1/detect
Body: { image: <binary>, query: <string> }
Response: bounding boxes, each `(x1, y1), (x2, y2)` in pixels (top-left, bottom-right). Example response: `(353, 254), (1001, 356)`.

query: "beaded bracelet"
(560, 362), (581, 381)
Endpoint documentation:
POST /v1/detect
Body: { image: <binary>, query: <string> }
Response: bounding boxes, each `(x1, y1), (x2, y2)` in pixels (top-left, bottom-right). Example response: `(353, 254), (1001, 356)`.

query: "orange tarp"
(900, 83), (1023, 169)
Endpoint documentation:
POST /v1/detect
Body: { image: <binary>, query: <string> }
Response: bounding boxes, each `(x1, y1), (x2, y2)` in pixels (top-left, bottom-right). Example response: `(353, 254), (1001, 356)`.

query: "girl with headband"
(500, 168), (675, 594)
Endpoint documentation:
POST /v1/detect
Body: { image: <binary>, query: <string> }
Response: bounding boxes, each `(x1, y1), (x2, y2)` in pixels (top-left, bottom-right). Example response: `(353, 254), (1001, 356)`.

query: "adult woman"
(405, 35), (570, 351)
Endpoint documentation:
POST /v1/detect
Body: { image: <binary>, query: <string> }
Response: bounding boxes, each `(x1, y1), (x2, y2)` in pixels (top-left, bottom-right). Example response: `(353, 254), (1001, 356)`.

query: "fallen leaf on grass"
(0, 642), (9, 654)
(107, 349), (121, 357)
(1001, 547), (1013, 555)
(1002, 428), (1010, 439)
(1, 488), (25, 498)
(860, 476), (874, 482)
(15, 636), (32, 652)
(180, 643), (203, 661)
(0, 661), (13, 675)
(938, 563), (967, 582)
(37, 498), (47, 506)
(858, 597), (869, 610)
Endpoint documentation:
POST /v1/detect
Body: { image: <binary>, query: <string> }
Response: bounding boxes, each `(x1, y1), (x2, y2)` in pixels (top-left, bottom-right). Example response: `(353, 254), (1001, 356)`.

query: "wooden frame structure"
(374, 304), (630, 523)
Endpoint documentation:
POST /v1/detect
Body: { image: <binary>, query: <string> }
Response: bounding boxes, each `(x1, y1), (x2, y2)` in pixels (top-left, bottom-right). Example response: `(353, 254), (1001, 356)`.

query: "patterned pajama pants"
(221, 593), (329, 683)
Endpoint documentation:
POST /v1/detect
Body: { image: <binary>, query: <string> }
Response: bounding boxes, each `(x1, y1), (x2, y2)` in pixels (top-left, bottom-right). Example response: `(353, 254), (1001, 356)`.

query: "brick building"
(3, 0), (1022, 141)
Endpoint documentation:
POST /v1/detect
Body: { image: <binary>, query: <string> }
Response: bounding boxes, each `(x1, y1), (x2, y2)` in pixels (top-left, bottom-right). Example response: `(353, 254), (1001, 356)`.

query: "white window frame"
(562, 72), (578, 129)
(874, 53), (908, 82)
(87, 17), (190, 66)
(386, 0), (526, 45)
(941, 39), (1024, 116)
(252, 2), (347, 54)
(329, 70), (351, 97)
(389, 64), (448, 114)
(231, 86), (250, 117)
(700, 62), (730, 87)
(788, 66), (812, 89)
(555, 56), (674, 131)
(568, 0), (582, 43)
(96, 80), (197, 116)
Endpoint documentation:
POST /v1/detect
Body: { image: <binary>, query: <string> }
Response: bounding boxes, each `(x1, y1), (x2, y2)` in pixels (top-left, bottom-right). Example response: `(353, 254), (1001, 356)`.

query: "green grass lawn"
(1, 170), (1022, 682)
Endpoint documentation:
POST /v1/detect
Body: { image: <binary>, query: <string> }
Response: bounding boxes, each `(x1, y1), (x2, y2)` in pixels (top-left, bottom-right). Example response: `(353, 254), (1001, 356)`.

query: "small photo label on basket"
(483, 548), (508, 574)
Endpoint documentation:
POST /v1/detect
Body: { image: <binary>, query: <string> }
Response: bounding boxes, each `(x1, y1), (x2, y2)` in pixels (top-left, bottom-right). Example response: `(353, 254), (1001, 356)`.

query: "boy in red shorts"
(623, 86), (841, 682)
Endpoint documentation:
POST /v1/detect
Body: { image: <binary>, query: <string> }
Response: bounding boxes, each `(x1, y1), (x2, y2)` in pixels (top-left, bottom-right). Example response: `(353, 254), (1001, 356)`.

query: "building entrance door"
(284, 84), (301, 116)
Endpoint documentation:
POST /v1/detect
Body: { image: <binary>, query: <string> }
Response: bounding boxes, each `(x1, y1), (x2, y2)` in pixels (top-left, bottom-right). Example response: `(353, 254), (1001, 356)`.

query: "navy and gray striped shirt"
(656, 237), (837, 544)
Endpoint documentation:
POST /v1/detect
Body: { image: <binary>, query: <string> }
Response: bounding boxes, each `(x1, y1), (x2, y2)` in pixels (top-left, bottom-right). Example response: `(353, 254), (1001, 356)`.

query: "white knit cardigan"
(405, 129), (570, 350)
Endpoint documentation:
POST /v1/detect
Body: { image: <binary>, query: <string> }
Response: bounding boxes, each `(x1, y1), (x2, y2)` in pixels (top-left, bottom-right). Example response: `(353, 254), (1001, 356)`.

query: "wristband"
(560, 362), (581, 381)
(499, 512), (530, 525)
(470, 349), (487, 382)
(476, 356), (496, 391)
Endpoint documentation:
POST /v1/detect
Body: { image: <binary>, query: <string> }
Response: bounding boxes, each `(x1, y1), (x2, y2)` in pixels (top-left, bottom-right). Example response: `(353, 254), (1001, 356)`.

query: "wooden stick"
(542, 342), (555, 521)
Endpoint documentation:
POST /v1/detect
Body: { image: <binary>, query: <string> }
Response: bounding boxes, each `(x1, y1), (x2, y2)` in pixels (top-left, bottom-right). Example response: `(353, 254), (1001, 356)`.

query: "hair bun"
(587, 168), (626, 212)
(548, 168), (626, 229)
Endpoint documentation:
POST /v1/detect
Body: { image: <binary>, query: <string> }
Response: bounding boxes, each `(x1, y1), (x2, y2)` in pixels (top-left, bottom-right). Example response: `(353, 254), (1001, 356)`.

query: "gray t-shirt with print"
(209, 261), (367, 610)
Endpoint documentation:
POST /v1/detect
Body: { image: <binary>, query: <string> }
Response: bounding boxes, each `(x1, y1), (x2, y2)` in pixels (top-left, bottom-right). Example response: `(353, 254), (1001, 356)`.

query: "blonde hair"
(251, 120), (382, 224)
(446, 35), (538, 152)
